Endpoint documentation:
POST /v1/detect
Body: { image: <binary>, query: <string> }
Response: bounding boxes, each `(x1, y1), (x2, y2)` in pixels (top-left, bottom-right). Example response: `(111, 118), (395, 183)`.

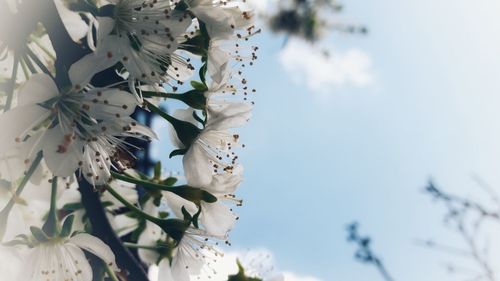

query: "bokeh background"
(154, 0), (500, 280)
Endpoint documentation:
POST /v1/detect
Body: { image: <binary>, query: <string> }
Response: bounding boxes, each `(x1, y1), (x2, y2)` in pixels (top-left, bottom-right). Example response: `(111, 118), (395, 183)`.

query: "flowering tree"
(0, 0), (260, 280)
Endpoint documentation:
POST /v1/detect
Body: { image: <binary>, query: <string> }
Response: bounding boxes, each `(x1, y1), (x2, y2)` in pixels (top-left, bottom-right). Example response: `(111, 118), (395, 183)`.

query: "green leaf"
(192, 205), (202, 229)
(181, 206), (192, 222)
(3, 238), (29, 247)
(174, 0), (189, 11)
(199, 63), (208, 84)
(227, 260), (263, 281)
(153, 195), (162, 207)
(60, 214), (75, 237)
(169, 148), (188, 158)
(69, 0), (100, 15)
(169, 186), (217, 204)
(190, 80), (207, 91)
(62, 202), (83, 211)
(157, 219), (189, 242)
(154, 162), (162, 180)
(162, 177), (178, 186)
(179, 89), (207, 110)
(147, 102), (201, 147)
(192, 110), (205, 125)
(179, 34), (208, 56)
(111, 172), (217, 204)
(131, 219), (146, 242)
(158, 211), (169, 219)
(3, 234), (30, 247)
(30, 226), (49, 243)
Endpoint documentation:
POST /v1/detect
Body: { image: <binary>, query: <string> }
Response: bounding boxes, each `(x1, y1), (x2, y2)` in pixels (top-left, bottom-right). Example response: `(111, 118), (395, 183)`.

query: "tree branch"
(79, 178), (149, 281)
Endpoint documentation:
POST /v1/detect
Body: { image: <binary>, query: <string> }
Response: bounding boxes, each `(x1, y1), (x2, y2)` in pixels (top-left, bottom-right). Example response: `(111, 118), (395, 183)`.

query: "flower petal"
(68, 49), (118, 87)
(205, 165), (243, 194)
(171, 238), (205, 280)
(63, 243), (93, 281)
(157, 258), (175, 281)
(55, 0), (89, 42)
(41, 128), (83, 177)
(183, 142), (213, 187)
(206, 100), (252, 130)
(207, 42), (230, 85)
(69, 233), (119, 271)
(163, 191), (197, 218)
(201, 201), (236, 236)
(17, 74), (58, 107)
(190, 6), (234, 39)
(0, 105), (50, 154)
(83, 88), (137, 120)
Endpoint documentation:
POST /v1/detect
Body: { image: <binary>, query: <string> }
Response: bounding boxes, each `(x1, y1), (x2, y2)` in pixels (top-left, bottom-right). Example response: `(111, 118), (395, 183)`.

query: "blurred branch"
(266, 0), (367, 44)
(422, 180), (498, 281)
(346, 222), (395, 281)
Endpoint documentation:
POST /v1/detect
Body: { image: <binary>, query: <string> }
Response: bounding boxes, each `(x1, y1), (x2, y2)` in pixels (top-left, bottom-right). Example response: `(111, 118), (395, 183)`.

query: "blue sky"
(154, 0), (500, 280)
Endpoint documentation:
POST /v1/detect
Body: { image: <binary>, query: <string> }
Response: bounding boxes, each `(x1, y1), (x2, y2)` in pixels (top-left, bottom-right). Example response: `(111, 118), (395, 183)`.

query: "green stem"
(23, 53), (37, 74)
(20, 58), (30, 80)
(103, 261), (119, 281)
(145, 100), (177, 124)
(0, 151), (43, 240)
(141, 91), (178, 99)
(29, 35), (56, 61)
(4, 53), (19, 112)
(144, 101), (202, 150)
(112, 171), (178, 193)
(111, 171), (217, 203)
(43, 176), (59, 237)
(105, 184), (161, 224)
(106, 185), (190, 243)
(25, 47), (54, 78)
(123, 242), (164, 251)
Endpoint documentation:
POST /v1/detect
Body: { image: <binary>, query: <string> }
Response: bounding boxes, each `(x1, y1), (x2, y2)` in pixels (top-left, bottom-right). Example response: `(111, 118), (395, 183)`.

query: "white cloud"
(282, 272), (324, 281)
(279, 39), (374, 93)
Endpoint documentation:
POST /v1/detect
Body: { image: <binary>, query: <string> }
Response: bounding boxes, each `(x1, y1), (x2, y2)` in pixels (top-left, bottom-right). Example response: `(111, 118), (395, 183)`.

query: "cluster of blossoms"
(0, 0), (259, 280)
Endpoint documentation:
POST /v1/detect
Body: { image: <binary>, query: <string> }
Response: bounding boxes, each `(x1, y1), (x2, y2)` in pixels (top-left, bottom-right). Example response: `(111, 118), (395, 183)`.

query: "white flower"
(198, 165), (243, 236)
(19, 233), (118, 281)
(181, 98), (251, 188)
(146, 228), (224, 281)
(71, 0), (195, 101)
(0, 73), (154, 184)
(148, 258), (175, 281)
(168, 82), (251, 236)
(162, 166), (243, 236)
(0, 245), (22, 280)
(206, 39), (232, 85)
(170, 228), (224, 281)
(188, 0), (253, 40)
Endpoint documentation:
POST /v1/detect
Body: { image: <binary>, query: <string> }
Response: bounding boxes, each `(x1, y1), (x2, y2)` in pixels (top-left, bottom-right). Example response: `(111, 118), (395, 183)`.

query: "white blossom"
(0, 73), (155, 185)
(19, 233), (118, 281)
(71, 0), (195, 101)
(181, 94), (252, 188)
(188, 0), (254, 40)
